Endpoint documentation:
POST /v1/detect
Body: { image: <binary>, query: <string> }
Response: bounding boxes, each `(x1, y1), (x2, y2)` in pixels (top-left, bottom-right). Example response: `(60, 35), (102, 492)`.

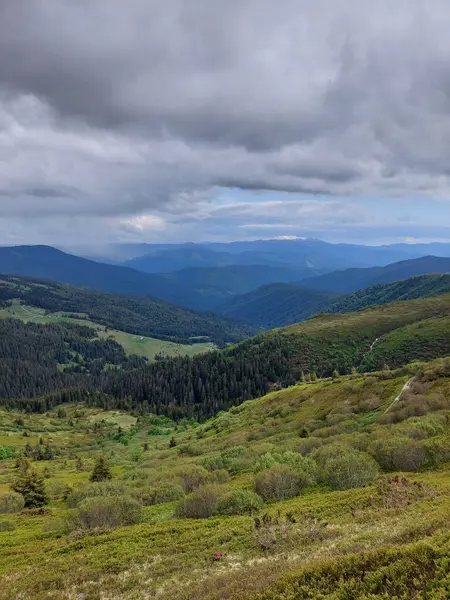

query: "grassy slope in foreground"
(0, 357), (450, 598)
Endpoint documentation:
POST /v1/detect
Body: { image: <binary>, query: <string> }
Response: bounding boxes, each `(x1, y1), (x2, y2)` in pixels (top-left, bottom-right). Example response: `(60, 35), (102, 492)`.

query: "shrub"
(68, 495), (142, 531)
(321, 448), (379, 490)
(255, 465), (310, 502)
(0, 520), (16, 532)
(175, 485), (222, 519)
(311, 443), (351, 467)
(66, 481), (129, 508)
(424, 438), (450, 467)
(0, 491), (25, 514)
(0, 446), (14, 460)
(216, 489), (263, 516)
(177, 465), (208, 493)
(297, 438), (324, 456)
(253, 452), (318, 481)
(220, 446), (253, 474)
(140, 483), (185, 506)
(206, 469), (230, 484)
(200, 455), (225, 472)
(369, 437), (427, 472)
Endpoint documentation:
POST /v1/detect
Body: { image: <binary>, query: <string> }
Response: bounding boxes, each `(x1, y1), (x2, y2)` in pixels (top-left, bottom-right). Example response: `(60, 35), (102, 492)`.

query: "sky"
(1, 1), (450, 248)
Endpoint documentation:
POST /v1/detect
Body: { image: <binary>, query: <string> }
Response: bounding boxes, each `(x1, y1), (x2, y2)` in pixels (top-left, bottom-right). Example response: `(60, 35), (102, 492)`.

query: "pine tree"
(12, 467), (48, 508)
(90, 455), (112, 482)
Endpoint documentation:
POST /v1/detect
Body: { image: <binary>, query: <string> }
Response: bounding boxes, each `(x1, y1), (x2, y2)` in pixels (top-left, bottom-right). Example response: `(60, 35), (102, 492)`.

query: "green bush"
(369, 437), (427, 472)
(175, 485), (222, 519)
(68, 495), (142, 531)
(206, 469), (230, 484)
(177, 465), (208, 493)
(321, 448), (379, 490)
(216, 489), (263, 516)
(140, 483), (185, 506)
(0, 446), (14, 460)
(200, 455), (225, 472)
(253, 451), (318, 481)
(66, 481), (129, 508)
(0, 491), (25, 514)
(255, 465), (310, 502)
(0, 520), (16, 532)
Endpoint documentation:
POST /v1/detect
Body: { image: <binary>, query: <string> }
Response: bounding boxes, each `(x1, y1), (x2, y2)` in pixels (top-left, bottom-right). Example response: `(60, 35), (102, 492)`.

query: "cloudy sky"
(1, 0), (450, 248)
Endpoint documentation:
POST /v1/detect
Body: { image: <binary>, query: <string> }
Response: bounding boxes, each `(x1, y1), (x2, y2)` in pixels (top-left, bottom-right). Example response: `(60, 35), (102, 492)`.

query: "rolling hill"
(328, 273), (450, 314)
(219, 273), (450, 330)
(300, 255), (450, 293)
(0, 274), (254, 345)
(102, 292), (450, 419)
(218, 283), (339, 328)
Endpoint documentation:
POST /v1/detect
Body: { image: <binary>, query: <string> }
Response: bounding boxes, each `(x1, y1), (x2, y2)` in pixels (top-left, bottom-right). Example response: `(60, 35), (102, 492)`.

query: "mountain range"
(1, 245), (450, 323)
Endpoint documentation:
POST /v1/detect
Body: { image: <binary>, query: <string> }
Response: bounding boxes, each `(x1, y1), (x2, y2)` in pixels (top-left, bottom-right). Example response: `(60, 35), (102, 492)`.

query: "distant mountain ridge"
(80, 237), (450, 268)
(0, 245), (320, 310)
(300, 255), (450, 293)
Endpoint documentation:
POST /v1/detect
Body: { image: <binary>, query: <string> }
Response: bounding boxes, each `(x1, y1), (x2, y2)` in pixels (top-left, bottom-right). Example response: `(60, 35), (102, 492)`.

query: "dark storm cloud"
(1, 0), (450, 243)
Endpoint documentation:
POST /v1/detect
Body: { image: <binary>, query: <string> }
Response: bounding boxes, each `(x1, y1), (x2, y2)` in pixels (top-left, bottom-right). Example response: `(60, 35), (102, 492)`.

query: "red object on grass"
(213, 552), (223, 560)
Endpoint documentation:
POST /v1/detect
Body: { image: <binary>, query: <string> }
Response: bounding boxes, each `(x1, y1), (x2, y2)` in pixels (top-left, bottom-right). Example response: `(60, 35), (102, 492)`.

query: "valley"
(0, 240), (450, 599)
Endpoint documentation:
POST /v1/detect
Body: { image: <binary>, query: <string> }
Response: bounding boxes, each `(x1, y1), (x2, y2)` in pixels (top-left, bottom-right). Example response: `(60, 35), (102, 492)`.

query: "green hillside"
(0, 302), (215, 362)
(329, 273), (450, 314)
(218, 283), (338, 328)
(0, 274), (254, 345)
(102, 292), (450, 419)
(1, 356), (450, 599)
(1, 290), (450, 421)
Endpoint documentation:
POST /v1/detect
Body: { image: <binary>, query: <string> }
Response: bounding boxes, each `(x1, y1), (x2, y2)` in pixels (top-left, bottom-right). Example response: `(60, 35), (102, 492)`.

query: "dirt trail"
(383, 377), (414, 415)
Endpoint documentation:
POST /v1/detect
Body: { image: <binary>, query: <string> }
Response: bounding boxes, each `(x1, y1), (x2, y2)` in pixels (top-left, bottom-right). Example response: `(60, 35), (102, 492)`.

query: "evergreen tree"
(90, 455), (112, 482)
(11, 466), (48, 508)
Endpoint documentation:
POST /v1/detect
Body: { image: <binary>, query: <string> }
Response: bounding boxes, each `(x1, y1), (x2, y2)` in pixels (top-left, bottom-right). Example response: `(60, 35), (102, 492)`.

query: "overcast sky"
(1, 1), (450, 248)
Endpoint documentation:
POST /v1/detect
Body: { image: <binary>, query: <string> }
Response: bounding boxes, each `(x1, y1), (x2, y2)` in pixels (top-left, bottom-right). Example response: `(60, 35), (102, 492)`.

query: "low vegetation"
(0, 355), (450, 598)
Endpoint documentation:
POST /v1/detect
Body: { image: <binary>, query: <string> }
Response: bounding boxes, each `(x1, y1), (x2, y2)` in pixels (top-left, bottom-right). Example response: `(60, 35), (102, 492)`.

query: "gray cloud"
(1, 1), (450, 244)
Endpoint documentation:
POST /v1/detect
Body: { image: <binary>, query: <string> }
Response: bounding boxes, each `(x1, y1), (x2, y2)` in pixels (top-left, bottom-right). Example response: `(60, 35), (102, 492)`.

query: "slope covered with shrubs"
(1, 356), (450, 598)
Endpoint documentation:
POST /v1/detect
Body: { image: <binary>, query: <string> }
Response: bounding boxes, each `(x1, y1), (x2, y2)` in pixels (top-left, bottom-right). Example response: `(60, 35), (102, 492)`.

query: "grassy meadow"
(1, 357), (450, 598)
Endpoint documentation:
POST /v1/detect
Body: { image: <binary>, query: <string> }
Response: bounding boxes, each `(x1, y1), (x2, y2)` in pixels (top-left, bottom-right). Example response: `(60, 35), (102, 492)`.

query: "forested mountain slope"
(328, 273), (450, 314)
(0, 275), (254, 345)
(218, 283), (338, 328)
(301, 255), (450, 293)
(2, 289), (450, 420)
(102, 292), (450, 418)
